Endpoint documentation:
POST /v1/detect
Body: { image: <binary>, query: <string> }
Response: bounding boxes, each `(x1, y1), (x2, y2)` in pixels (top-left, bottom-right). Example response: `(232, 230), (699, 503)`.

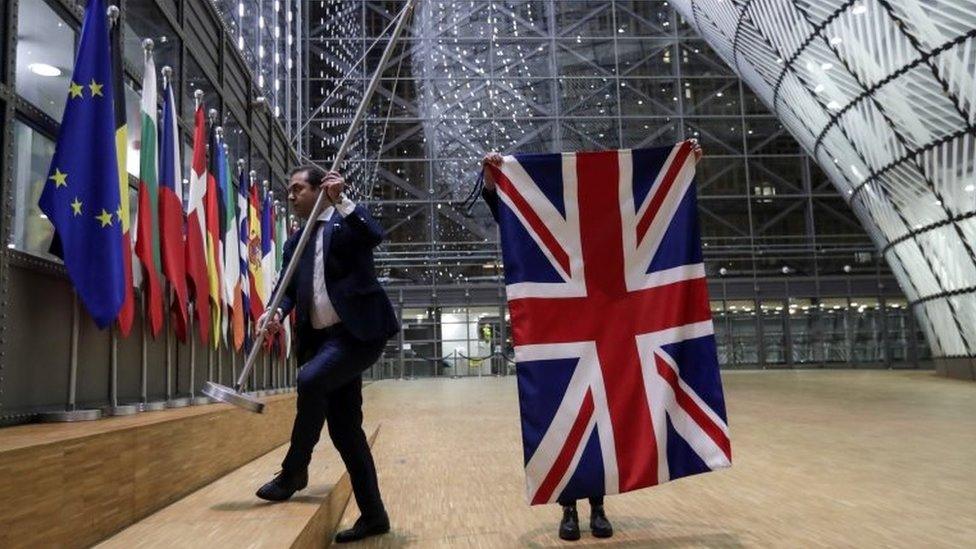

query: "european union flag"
(37, 0), (125, 328)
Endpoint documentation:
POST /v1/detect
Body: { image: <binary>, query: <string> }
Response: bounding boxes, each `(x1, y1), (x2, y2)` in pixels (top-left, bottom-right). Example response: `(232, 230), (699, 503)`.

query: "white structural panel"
(670, 0), (976, 357)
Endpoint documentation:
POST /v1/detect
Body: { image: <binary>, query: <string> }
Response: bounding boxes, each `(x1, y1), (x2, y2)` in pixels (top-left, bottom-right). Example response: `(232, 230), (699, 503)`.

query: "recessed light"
(29, 63), (61, 77)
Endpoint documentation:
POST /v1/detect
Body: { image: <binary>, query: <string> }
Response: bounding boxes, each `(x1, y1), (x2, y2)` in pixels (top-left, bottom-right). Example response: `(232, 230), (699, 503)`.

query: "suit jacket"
(276, 203), (399, 354)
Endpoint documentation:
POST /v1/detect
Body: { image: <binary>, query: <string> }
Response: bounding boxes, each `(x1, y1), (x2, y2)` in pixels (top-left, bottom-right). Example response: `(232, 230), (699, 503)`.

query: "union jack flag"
(484, 141), (731, 505)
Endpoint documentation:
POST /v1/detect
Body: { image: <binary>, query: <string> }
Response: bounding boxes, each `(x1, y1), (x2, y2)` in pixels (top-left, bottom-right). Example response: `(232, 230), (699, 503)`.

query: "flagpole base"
(140, 401), (167, 412)
(165, 397), (192, 408)
(38, 409), (102, 422)
(202, 381), (265, 414)
(102, 404), (140, 417)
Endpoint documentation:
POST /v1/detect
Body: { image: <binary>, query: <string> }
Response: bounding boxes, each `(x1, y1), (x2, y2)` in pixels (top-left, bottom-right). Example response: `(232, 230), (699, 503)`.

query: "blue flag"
(37, 0), (124, 328)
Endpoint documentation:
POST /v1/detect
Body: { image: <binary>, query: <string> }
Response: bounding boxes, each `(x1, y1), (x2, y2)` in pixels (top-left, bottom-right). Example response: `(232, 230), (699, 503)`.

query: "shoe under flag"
(483, 142), (731, 505)
(37, 0), (125, 328)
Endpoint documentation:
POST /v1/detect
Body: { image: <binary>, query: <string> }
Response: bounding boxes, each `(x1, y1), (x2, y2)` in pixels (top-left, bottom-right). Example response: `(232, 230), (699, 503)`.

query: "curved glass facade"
(669, 0), (976, 357)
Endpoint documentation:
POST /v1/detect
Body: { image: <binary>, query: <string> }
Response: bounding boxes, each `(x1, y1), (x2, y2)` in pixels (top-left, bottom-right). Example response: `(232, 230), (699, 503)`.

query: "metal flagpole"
(140, 290), (166, 411)
(39, 294), (102, 422)
(204, 0), (419, 412)
(165, 284), (189, 407)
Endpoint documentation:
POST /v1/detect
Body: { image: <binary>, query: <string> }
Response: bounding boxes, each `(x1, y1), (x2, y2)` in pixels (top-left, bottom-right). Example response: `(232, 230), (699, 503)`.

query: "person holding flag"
(255, 166), (399, 544)
(37, 0), (125, 328)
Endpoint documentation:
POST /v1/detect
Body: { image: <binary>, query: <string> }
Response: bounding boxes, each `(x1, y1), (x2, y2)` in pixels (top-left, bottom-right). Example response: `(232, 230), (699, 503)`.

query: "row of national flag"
(38, 0), (292, 357)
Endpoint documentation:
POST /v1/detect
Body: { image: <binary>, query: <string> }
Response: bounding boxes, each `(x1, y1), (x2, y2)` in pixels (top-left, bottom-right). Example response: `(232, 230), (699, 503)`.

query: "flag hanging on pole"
(205, 120), (224, 348)
(248, 175), (265, 320)
(134, 42), (163, 337)
(275, 205), (291, 358)
(485, 143), (731, 505)
(109, 2), (134, 337)
(262, 190), (276, 306)
(234, 163), (250, 351)
(186, 99), (211, 344)
(37, 0), (124, 328)
(222, 149), (243, 350)
(158, 67), (188, 341)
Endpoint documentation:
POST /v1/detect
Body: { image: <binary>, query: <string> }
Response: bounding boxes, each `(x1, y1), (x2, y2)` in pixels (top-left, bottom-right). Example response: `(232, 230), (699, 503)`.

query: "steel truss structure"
(295, 1), (928, 368)
(668, 0), (976, 358)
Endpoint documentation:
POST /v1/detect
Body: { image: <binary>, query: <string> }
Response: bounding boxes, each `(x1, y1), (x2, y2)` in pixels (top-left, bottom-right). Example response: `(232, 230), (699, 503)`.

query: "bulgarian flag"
(158, 67), (188, 341)
(186, 100), (211, 344)
(134, 44), (163, 337)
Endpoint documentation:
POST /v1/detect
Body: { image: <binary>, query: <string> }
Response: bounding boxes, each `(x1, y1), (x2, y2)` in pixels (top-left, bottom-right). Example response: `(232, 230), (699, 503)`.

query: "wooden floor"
(336, 371), (976, 548)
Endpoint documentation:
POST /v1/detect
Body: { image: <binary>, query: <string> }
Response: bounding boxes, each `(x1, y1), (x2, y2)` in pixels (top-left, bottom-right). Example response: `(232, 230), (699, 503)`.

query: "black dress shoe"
(255, 469), (308, 501)
(334, 514), (391, 543)
(590, 505), (613, 538)
(559, 505), (581, 541)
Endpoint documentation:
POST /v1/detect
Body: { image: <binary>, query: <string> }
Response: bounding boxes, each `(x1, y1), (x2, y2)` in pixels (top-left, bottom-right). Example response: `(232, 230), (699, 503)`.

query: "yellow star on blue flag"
(37, 0), (125, 329)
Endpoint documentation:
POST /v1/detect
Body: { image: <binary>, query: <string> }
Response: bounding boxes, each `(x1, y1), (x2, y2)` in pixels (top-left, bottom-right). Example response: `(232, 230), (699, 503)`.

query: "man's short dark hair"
(289, 165), (326, 187)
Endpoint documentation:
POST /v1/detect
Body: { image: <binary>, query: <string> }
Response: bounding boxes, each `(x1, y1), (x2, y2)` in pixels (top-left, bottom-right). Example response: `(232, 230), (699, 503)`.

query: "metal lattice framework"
(667, 0), (976, 357)
(303, 1), (889, 287)
(292, 1), (936, 370)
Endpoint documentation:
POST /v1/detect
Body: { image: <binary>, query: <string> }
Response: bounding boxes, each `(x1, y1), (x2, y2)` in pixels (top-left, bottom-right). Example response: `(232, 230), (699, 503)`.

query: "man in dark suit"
(255, 165), (399, 544)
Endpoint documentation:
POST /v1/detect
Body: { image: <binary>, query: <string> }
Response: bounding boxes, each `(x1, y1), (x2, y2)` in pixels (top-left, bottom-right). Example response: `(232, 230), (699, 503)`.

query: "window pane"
(123, 2), (180, 85)
(15, 0), (77, 121)
(124, 83), (141, 179)
(9, 119), (57, 258)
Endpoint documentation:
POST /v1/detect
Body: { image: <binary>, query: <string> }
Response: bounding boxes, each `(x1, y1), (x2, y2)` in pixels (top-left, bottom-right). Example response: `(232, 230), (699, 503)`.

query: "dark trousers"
(282, 324), (387, 519)
(558, 496), (605, 508)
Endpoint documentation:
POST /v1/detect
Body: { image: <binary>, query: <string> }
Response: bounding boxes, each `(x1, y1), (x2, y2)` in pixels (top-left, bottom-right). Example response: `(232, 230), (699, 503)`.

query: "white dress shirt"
(310, 197), (356, 329)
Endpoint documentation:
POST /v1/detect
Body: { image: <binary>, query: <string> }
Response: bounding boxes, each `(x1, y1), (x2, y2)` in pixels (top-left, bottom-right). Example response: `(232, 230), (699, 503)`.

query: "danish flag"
(485, 141), (731, 505)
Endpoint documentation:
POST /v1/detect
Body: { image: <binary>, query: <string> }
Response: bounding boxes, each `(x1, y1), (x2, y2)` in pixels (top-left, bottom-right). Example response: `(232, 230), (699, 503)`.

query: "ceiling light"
(29, 63), (61, 77)
(852, 3), (868, 14)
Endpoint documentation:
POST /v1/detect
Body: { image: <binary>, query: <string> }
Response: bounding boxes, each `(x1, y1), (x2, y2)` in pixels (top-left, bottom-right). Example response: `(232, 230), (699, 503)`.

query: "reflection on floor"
(336, 371), (976, 548)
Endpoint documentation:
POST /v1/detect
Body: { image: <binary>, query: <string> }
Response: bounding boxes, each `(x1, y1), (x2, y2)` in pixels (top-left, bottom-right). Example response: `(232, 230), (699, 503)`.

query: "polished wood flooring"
(337, 371), (976, 548)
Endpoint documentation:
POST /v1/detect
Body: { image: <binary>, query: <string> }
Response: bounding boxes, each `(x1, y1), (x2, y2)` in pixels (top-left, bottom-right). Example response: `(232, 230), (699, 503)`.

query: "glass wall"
(364, 298), (924, 380)
(5, 0), (293, 261)
(303, 0), (928, 371)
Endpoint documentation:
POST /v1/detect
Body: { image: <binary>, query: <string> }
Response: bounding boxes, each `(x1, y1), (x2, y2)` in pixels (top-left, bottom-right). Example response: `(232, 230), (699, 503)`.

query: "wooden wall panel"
(0, 394), (297, 549)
